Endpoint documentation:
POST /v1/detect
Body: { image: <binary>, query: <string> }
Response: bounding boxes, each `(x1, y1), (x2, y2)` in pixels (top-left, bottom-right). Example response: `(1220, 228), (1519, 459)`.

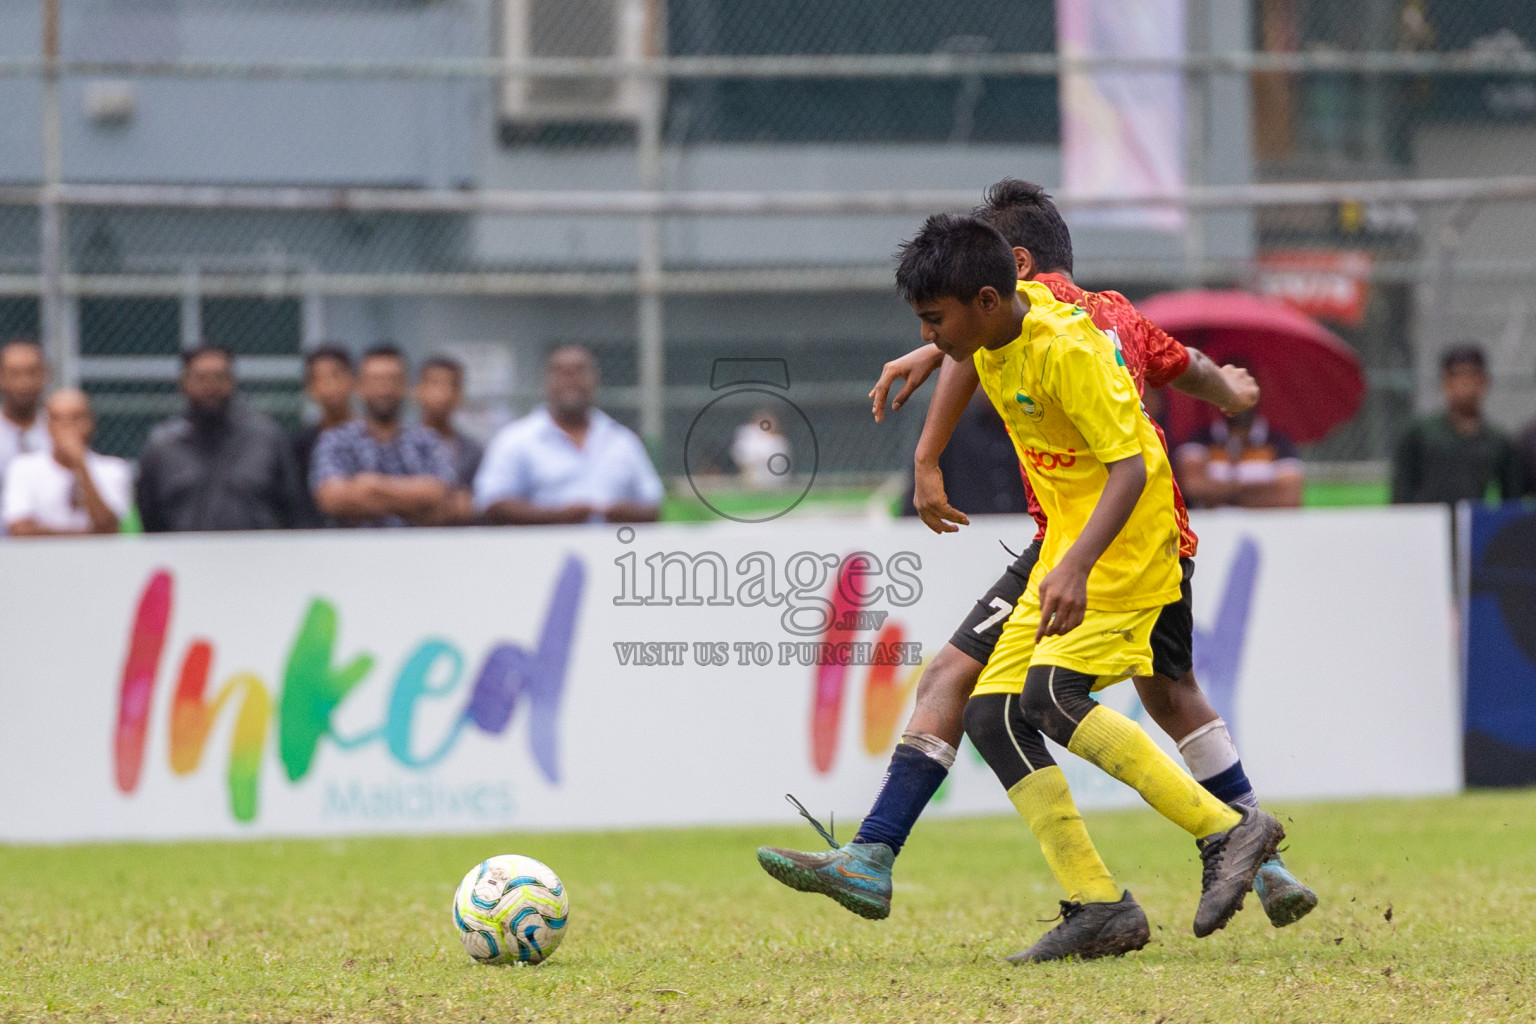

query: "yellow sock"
(1067, 705), (1242, 839)
(1007, 766), (1121, 904)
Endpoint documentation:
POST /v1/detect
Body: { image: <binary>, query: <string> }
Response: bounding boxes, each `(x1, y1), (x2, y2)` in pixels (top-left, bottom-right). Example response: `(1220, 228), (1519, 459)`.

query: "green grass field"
(4, 791), (1535, 1023)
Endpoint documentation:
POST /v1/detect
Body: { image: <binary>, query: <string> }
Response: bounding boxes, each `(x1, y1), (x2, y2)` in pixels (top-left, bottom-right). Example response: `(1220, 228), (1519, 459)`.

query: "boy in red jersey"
(757, 181), (1315, 941)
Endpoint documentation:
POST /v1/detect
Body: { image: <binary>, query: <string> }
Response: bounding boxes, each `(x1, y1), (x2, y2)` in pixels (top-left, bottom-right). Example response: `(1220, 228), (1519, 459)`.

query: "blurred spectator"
(311, 345), (456, 528)
(1176, 410), (1304, 508)
(475, 344), (662, 525)
(3, 389), (130, 537)
(1392, 344), (1521, 505)
(900, 387), (1029, 517)
(732, 409), (792, 489)
(137, 346), (307, 533)
(416, 355), (484, 524)
(0, 338), (50, 507)
(291, 345), (355, 525)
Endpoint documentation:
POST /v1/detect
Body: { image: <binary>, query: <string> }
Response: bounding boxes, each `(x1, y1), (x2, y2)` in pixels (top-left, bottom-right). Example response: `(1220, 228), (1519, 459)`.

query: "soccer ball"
(452, 854), (570, 965)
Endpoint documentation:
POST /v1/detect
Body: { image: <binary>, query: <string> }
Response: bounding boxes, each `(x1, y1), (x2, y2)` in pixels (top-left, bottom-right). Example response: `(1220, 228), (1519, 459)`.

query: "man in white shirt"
(3, 388), (132, 536)
(475, 344), (663, 525)
(732, 409), (793, 490)
(0, 338), (50, 506)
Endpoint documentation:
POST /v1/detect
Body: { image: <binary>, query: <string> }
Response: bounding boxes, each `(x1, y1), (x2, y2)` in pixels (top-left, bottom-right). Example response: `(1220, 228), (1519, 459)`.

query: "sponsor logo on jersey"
(1021, 446), (1079, 472)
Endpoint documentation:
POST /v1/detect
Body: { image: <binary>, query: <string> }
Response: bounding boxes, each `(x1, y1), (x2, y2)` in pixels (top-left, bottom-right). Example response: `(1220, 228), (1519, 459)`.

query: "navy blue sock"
(852, 743), (950, 854)
(1199, 760), (1259, 810)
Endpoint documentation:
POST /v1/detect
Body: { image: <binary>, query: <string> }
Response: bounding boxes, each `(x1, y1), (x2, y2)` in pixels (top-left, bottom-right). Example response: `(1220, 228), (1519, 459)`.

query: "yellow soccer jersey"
(974, 279), (1181, 611)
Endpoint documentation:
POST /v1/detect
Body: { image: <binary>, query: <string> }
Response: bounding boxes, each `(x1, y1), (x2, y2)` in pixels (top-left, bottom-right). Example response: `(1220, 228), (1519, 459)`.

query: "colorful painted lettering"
(112, 557), (583, 822)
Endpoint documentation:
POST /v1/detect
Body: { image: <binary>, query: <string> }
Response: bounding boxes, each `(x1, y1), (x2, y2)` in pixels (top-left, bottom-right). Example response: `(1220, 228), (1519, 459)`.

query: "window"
(664, 0), (1058, 144)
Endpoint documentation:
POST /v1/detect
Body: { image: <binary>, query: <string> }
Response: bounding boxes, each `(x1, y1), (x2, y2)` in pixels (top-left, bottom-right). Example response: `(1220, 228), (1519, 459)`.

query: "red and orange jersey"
(1015, 272), (1198, 559)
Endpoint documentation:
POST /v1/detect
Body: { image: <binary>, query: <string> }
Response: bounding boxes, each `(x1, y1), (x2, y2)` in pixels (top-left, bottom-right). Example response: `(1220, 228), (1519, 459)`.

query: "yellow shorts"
(971, 597), (1160, 697)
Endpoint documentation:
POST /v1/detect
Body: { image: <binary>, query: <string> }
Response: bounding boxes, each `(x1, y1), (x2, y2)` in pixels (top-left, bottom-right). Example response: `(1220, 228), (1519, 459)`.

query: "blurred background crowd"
(0, 336), (668, 535)
(3, 0), (1536, 533)
(0, 320), (1529, 537)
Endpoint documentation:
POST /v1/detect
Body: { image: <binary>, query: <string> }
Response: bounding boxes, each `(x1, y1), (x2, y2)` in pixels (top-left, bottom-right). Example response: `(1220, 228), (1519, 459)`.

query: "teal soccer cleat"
(1254, 856), (1319, 927)
(755, 841), (895, 920)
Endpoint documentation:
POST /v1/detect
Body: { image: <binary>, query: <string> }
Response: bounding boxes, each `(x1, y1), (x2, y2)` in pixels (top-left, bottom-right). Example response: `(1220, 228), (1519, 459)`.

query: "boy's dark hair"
(1441, 342), (1486, 374)
(304, 344), (353, 376)
(975, 178), (1074, 275)
(420, 354), (465, 387)
(181, 343), (234, 370)
(361, 342), (408, 370)
(894, 213), (1018, 306)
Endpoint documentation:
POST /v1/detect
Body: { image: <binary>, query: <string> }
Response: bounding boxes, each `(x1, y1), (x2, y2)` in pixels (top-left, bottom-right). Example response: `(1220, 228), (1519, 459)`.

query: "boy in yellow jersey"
(894, 213), (1285, 962)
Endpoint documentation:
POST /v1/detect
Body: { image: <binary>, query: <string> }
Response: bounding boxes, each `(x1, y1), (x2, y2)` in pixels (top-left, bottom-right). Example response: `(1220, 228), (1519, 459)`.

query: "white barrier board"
(0, 506), (1458, 842)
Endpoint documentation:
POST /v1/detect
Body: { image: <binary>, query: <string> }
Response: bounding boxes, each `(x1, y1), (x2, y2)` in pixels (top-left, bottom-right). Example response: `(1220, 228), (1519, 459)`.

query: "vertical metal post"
(1417, 199), (1481, 415)
(39, 0), (72, 384)
(301, 271), (326, 351)
(179, 265), (202, 349)
(635, 0), (666, 455)
(1179, 0), (1206, 285)
(1359, 0), (1393, 165)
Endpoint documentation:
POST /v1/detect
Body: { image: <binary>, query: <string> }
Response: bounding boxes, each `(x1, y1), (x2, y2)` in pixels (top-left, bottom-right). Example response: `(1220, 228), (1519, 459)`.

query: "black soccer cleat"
(1193, 807), (1286, 938)
(1006, 891), (1151, 963)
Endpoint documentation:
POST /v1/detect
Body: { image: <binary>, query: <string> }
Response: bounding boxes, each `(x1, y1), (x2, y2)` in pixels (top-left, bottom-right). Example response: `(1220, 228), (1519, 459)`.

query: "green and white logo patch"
(1014, 390), (1043, 419)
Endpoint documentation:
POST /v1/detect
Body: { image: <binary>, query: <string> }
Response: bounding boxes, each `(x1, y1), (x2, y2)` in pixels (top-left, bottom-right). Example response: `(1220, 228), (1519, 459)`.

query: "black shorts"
(950, 543), (1194, 679)
(1149, 557), (1196, 681)
(948, 539), (1042, 663)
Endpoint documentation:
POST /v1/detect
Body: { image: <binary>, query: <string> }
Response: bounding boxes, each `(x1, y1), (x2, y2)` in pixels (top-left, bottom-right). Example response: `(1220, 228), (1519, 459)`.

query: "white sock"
(900, 731), (958, 768)
(1176, 719), (1240, 781)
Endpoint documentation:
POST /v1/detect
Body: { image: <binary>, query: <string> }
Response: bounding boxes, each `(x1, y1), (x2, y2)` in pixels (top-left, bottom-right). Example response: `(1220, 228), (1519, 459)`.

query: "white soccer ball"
(452, 854), (570, 965)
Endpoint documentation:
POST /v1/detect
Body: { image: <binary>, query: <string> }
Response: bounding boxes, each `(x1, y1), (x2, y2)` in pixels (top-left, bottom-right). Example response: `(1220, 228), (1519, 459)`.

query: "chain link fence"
(0, 0), (1533, 500)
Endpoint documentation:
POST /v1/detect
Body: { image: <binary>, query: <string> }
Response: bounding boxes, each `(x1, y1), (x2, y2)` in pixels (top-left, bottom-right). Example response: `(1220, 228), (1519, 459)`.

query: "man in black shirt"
(136, 346), (307, 532)
(416, 354), (484, 525)
(1392, 343), (1521, 505)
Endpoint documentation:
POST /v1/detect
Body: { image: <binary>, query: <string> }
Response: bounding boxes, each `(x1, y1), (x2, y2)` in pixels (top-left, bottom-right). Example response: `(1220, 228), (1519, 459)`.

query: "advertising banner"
(1255, 250), (1373, 327)
(1056, 0), (1187, 231)
(0, 507), (1458, 843)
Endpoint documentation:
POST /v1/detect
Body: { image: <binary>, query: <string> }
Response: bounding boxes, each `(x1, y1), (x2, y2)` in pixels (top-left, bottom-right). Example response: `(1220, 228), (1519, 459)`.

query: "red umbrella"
(1136, 289), (1366, 445)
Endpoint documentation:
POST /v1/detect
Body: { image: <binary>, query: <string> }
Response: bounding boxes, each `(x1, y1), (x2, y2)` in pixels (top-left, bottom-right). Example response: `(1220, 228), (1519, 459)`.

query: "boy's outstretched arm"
(870, 344), (946, 422)
(1036, 452), (1147, 639)
(911, 355), (982, 534)
(1169, 347), (1259, 417)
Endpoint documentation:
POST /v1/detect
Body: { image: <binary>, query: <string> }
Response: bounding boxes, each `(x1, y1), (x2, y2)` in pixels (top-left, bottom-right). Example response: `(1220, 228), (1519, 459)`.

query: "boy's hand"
(1036, 559), (1090, 640)
(870, 345), (945, 423)
(1217, 364), (1260, 416)
(913, 461), (968, 534)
